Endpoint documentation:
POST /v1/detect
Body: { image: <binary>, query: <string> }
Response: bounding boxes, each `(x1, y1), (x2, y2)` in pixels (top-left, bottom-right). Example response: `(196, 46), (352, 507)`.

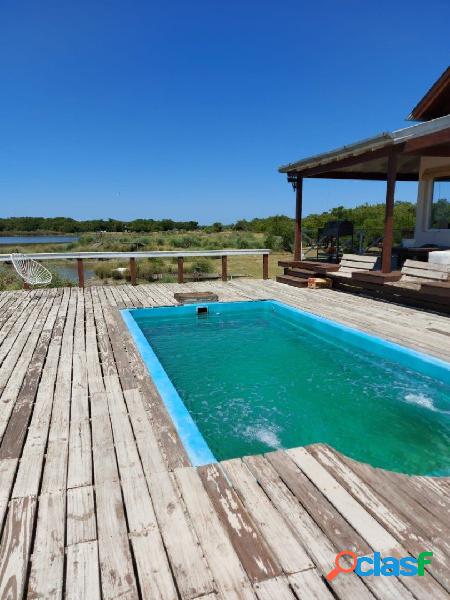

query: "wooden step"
(278, 260), (306, 269)
(278, 260), (339, 272)
(285, 268), (323, 278)
(276, 275), (309, 288)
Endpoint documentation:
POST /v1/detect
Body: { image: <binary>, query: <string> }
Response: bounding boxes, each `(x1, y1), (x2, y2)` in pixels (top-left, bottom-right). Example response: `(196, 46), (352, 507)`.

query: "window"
(430, 179), (450, 229)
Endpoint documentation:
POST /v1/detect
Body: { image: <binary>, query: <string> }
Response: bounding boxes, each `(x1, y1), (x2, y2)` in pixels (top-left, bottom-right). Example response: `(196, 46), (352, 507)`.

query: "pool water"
(128, 300), (450, 475)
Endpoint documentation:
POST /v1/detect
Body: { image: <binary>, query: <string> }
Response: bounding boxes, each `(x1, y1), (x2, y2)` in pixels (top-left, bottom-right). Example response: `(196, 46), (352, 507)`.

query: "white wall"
(414, 156), (450, 246)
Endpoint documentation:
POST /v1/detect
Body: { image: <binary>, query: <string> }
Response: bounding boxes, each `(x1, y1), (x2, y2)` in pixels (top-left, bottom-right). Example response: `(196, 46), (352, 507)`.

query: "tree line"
(2, 201), (448, 249)
(0, 217), (200, 233)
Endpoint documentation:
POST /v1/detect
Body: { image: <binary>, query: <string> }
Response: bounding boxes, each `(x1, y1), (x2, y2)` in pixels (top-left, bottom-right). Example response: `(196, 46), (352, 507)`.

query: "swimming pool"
(122, 300), (450, 475)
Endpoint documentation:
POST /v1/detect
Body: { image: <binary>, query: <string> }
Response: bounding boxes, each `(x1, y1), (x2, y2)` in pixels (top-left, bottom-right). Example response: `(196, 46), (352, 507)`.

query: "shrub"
(264, 233), (284, 251)
(186, 258), (214, 274)
(46, 268), (73, 288)
(94, 260), (128, 280)
(171, 235), (198, 248)
(137, 258), (165, 280)
(0, 265), (22, 290)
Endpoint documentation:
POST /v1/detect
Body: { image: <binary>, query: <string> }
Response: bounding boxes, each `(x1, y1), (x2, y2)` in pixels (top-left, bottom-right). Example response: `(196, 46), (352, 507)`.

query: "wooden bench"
(329, 253), (378, 278)
(277, 254), (378, 289)
(279, 255), (377, 278)
(420, 280), (450, 298)
(385, 259), (450, 290)
(348, 259), (450, 313)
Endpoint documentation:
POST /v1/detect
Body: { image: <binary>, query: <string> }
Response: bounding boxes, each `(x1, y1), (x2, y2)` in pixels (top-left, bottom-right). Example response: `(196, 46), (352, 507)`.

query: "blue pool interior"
(122, 300), (450, 475)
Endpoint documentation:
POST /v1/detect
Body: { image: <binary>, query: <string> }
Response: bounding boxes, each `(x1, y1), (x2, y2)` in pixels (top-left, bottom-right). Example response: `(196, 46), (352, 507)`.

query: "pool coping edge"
(121, 307), (217, 467)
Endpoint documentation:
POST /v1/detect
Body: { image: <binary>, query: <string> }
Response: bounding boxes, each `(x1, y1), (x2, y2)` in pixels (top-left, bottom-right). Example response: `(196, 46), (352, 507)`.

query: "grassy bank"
(0, 231), (289, 289)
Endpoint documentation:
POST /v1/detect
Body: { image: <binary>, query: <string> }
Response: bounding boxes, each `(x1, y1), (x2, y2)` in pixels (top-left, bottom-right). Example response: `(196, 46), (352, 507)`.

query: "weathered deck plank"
(0, 496), (36, 600)
(0, 291), (62, 460)
(221, 458), (314, 575)
(65, 541), (101, 600)
(28, 491), (66, 599)
(175, 466), (256, 600)
(198, 462), (282, 583)
(66, 485), (96, 546)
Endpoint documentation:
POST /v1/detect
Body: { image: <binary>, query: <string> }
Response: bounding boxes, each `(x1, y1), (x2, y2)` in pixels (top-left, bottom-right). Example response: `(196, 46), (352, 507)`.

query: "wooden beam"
(295, 145), (400, 178)
(129, 258), (137, 286)
(262, 254), (269, 280)
(403, 127), (450, 154)
(77, 258), (84, 288)
(381, 150), (398, 274)
(221, 256), (228, 282)
(308, 171), (419, 181)
(177, 257), (184, 284)
(294, 177), (303, 261)
(408, 66), (450, 121)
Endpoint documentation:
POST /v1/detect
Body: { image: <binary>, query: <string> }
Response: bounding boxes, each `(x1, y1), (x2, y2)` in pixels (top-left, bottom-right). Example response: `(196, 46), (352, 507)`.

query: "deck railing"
(0, 249), (270, 288)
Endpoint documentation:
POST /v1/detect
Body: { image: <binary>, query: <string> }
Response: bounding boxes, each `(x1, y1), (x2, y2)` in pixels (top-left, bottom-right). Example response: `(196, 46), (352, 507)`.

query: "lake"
(0, 235), (79, 245)
(54, 263), (95, 282)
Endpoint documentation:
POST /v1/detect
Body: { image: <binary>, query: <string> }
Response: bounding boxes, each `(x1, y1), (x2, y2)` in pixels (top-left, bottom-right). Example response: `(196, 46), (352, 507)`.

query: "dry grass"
(227, 252), (289, 279)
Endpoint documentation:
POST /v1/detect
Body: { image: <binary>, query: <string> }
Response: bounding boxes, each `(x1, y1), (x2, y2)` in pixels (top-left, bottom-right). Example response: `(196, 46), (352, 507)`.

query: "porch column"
(381, 150), (398, 273)
(294, 176), (303, 261)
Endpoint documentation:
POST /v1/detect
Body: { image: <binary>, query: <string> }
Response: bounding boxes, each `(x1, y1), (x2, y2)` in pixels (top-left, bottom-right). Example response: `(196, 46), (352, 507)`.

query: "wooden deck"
(0, 280), (449, 600)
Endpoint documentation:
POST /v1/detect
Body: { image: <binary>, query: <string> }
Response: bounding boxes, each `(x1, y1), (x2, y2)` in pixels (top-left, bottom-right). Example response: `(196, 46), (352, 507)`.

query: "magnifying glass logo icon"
(326, 550), (358, 581)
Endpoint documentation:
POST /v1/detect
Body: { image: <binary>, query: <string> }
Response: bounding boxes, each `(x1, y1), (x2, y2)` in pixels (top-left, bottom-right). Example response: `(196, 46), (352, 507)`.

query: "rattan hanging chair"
(10, 253), (53, 286)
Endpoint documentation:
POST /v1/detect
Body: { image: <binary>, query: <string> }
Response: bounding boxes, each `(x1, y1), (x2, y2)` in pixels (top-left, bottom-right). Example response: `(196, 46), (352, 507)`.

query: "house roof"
(278, 114), (450, 181)
(408, 66), (450, 121)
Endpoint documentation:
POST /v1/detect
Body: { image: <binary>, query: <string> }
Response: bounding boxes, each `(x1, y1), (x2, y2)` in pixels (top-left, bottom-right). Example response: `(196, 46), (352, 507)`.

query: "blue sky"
(1, 0), (449, 223)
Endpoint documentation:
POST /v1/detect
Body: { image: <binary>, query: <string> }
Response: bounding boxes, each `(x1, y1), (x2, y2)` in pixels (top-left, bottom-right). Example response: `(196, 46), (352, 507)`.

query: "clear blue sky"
(1, 0), (449, 223)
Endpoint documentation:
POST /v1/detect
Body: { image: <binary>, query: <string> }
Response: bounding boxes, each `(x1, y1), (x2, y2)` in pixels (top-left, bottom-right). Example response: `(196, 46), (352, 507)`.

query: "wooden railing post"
(77, 258), (84, 288)
(129, 257), (137, 285)
(177, 256), (184, 283)
(263, 253), (269, 280)
(221, 255), (228, 281)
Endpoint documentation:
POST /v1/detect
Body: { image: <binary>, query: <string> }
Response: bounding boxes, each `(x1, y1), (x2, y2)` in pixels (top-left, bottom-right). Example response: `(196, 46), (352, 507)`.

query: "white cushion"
(429, 250), (450, 265)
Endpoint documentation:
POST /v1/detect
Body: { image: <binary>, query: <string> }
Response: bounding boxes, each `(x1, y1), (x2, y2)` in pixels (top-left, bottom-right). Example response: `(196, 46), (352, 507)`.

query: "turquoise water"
(132, 301), (450, 475)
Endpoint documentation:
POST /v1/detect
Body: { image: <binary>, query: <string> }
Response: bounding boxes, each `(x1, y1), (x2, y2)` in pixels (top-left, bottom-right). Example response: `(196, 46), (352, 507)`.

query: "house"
(408, 67), (450, 248)
(279, 66), (450, 272)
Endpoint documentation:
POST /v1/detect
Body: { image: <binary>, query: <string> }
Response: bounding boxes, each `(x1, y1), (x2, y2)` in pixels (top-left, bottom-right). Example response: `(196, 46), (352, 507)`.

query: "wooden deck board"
(0, 281), (447, 600)
(65, 540), (101, 600)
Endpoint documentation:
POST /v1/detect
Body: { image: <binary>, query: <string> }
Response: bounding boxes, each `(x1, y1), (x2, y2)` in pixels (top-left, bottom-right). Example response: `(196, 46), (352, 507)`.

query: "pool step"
(276, 275), (309, 288)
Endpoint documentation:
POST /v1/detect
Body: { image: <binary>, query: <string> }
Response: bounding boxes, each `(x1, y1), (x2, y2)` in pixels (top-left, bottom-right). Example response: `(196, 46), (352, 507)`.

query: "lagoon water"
(54, 263), (95, 282)
(0, 235), (79, 245)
